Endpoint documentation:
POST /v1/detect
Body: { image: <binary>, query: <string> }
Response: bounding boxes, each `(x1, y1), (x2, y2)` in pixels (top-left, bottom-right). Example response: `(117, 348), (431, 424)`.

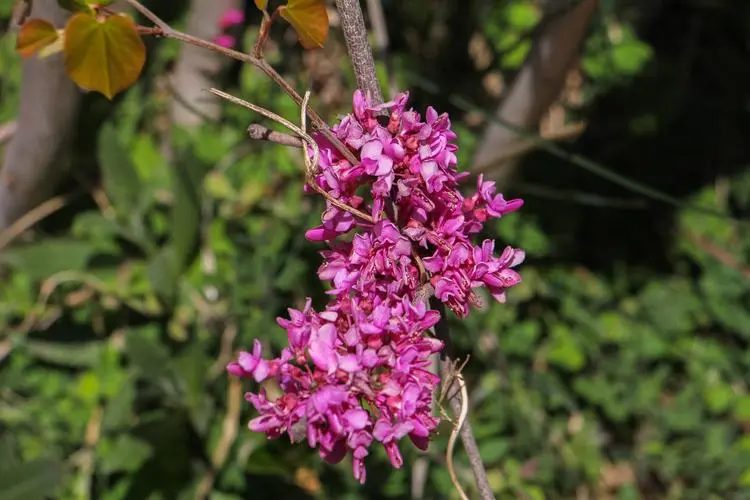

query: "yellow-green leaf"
(279, 0), (329, 50)
(63, 12), (146, 100)
(254, 0), (268, 10)
(16, 19), (59, 57)
(39, 31), (65, 59)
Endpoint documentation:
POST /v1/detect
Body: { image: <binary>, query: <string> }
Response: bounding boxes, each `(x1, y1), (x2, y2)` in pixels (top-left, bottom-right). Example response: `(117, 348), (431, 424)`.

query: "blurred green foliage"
(1, 1), (749, 499)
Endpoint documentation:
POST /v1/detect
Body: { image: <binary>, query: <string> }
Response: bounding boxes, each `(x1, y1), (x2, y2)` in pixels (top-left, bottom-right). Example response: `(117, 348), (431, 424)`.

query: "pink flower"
(218, 8), (244, 30)
(229, 89), (524, 483)
(213, 34), (237, 49)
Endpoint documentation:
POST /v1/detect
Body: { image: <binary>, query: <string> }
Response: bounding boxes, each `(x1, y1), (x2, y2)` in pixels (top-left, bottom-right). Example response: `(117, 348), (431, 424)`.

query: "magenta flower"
(213, 34), (237, 49)
(218, 8), (245, 30)
(229, 89), (524, 483)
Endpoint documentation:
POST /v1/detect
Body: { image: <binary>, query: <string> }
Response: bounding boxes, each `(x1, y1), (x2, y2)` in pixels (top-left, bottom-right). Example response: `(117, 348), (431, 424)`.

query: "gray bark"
(169, 0), (240, 127)
(0, 0), (81, 230)
(471, 0), (598, 182)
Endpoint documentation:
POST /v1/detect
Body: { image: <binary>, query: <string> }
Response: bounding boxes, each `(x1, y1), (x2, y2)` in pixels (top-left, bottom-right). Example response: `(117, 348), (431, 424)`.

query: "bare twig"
(247, 124), (303, 148)
(441, 361), (470, 500)
(0, 191), (82, 251)
(124, 0), (359, 168)
(208, 88), (374, 223)
(432, 300), (495, 500)
(334, 0), (384, 105)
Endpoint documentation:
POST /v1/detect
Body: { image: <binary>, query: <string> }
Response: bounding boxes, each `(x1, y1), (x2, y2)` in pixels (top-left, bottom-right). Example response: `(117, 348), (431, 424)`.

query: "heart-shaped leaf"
(16, 19), (59, 57)
(279, 0), (329, 50)
(63, 12), (146, 100)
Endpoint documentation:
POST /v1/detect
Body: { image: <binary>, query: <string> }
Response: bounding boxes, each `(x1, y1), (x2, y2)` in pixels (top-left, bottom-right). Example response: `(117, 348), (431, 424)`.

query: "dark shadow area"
(515, 0), (750, 272)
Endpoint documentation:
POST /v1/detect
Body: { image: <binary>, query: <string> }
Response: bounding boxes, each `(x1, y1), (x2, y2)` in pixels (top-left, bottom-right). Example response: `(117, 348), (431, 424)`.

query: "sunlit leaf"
(38, 32), (65, 59)
(254, 0), (268, 10)
(16, 19), (59, 57)
(279, 0), (329, 49)
(63, 12), (146, 99)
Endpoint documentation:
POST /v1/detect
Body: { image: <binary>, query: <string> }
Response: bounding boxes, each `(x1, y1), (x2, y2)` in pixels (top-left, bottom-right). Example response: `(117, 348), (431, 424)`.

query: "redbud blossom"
(228, 90), (524, 483)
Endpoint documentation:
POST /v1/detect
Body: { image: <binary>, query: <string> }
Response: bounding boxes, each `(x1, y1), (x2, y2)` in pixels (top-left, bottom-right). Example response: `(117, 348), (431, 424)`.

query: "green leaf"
(63, 12), (146, 99)
(611, 38), (652, 75)
(146, 247), (180, 305)
(0, 458), (64, 500)
(170, 154), (204, 272)
(546, 325), (586, 371)
(126, 325), (171, 381)
(97, 434), (153, 474)
(0, 238), (94, 280)
(26, 340), (105, 367)
(97, 123), (144, 215)
(479, 437), (509, 463)
(505, 3), (540, 29)
(733, 395), (750, 421)
(102, 377), (136, 431)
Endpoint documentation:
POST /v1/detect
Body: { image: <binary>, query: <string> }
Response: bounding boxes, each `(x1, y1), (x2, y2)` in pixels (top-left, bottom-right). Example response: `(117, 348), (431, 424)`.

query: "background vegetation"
(1, 0), (749, 499)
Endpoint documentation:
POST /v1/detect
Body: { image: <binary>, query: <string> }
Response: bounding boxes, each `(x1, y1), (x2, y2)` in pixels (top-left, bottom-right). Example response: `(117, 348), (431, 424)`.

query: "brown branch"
(431, 298), (495, 500)
(334, 0), (384, 105)
(247, 124), (303, 148)
(124, 0), (359, 168)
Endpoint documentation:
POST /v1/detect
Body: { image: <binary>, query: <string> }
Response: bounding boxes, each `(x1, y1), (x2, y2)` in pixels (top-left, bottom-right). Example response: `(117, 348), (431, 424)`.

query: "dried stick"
(247, 124), (303, 148)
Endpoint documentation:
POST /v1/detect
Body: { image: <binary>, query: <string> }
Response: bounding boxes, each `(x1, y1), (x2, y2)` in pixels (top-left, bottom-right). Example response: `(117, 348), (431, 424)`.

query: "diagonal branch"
(432, 299), (495, 500)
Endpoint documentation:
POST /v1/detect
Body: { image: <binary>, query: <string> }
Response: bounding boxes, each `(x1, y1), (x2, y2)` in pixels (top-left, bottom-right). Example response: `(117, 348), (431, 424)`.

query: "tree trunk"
(0, 0), (81, 230)
(169, 0), (240, 128)
(470, 0), (598, 182)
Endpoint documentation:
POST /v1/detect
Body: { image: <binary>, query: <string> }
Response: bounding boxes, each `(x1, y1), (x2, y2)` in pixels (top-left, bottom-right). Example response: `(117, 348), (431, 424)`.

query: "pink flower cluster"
(228, 91), (524, 483)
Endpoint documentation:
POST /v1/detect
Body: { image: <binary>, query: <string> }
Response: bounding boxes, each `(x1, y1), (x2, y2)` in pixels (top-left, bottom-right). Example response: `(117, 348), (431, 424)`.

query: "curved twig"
(445, 371), (470, 500)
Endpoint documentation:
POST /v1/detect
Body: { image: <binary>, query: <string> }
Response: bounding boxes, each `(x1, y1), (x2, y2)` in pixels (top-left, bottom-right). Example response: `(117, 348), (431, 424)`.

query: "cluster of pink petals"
(228, 90), (524, 483)
(214, 8), (244, 49)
